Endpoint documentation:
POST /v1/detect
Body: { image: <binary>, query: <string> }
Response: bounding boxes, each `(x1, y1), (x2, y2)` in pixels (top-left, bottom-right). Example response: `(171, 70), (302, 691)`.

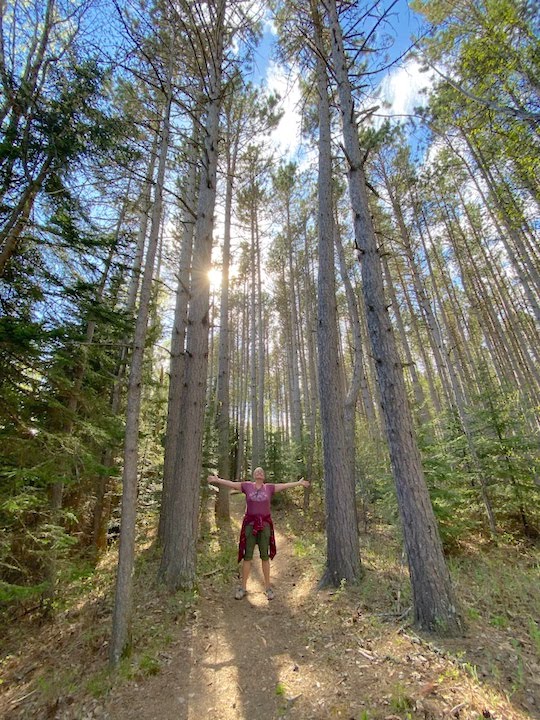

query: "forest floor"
(1, 492), (540, 720)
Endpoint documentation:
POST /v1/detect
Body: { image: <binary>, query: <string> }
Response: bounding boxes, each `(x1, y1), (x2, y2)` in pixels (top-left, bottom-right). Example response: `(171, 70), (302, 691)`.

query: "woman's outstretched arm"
(273, 478), (310, 493)
(207, 474), (243, 490)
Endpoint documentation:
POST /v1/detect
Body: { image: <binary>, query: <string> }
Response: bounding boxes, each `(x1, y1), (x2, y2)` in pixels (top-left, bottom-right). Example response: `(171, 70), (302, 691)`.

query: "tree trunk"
(109, 76), (173, 665)
(256, 220), (266, 466)
(235, 288), (249, 479)
(335, 221), (364, 480)
(381, 252), (430, 428)
(158, 1), (226, 590)
(301, 220), (319, 508)
(92, 151), (158, 556)
(311, 0), (361, 587)
(326, 0), (462, 633)
(288, 219), (304, 458)
(159, 122), (200, 543)
(215, 125), (239, 519)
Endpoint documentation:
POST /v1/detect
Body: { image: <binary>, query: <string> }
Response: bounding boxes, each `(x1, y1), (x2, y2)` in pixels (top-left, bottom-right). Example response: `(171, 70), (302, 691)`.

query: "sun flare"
(208, 267), (222, 290)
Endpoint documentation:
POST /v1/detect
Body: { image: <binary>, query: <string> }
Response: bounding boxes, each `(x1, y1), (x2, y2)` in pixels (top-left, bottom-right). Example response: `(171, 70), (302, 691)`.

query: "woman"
(207, 467), (310, 600)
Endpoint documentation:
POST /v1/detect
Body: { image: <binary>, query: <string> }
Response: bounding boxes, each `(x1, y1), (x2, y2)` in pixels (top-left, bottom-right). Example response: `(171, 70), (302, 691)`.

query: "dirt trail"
(102, 496), (540, 720)
(2, 492), (537, 719)
(106, 495), (328, 720)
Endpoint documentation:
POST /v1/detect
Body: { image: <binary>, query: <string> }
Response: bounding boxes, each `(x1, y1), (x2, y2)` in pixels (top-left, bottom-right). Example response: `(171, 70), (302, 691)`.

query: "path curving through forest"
(105, 494), (331, 719)
(100, 494), (538, 720)
(2, 493), (537, 719)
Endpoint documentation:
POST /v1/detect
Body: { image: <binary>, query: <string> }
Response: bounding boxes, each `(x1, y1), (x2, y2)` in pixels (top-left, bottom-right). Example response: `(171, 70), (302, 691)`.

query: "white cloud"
(262, 13), (276, 36)
(265, 60), (303, 160)
(375, 58), (432, 123)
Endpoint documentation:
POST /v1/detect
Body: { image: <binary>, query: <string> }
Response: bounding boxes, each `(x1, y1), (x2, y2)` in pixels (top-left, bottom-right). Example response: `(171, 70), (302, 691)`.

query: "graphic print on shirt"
(247, 485), (269, 502)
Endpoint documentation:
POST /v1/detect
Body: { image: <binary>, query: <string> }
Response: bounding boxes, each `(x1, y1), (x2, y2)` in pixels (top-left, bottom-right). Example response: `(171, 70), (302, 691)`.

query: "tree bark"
(159, 122), (200, 543)
(215, 121), (239, 520)
(109, 73), (173, 665)
(311, 0), (361, 587)
(158, 0), (226, 590)
(325, 0), (462, 632)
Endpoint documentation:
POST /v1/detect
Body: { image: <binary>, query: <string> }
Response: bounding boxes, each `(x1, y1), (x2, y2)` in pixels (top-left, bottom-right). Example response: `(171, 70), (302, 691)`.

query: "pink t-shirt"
(241, 482), (275, 516)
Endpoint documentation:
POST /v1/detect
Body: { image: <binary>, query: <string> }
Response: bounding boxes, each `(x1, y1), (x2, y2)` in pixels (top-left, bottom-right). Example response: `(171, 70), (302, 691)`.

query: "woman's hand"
(207, 474), (219, 484)
(299, 478), (310, 488)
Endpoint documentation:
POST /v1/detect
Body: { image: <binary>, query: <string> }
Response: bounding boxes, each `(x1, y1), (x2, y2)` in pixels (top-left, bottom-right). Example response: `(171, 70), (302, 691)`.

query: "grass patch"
(489, 613), (509, 629)
(292, 537), (320, 560)
(197, 527), (238, 584)
(86, 668), (114, 698)
(529, 618), (540, 656)
(450, 542), (540, 634)
(135, 653), (161, 677)
(389, 681), (414, 712)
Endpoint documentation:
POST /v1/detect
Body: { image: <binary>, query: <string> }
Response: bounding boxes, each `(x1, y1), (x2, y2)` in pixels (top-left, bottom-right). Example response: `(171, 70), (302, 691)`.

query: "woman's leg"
(241, 524), (256, 591)
(261, 559), (270, 590)
(258, 525), (272, 592)
(242, 559), (252, 590)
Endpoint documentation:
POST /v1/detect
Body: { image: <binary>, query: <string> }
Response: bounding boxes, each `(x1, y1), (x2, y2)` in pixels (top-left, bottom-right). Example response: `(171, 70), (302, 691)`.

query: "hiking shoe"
(235, 587), (246, 600)
(266, 587), (275, 600)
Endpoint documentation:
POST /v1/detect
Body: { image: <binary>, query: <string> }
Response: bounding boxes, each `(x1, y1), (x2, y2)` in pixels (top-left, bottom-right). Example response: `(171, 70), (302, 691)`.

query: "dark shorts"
(244, 523), (271, 561)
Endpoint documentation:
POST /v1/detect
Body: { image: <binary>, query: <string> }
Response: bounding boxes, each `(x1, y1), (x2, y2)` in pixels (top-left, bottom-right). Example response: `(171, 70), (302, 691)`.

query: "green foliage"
(450, 543), (540, 639)
(0, 580), (47, 605)
(197, 523), (238, 583)
(136, 653), (161, 677)
(85, 670), (114, 699)
(0, 11), (141, 611)
(0, 263), (129, 603)
(293, 537), (318, 559)
(419, 428), (480, 549)
(0, 475), (80, 598)
(266, 430), (290, 484)
(466, 381), (540, 534)
(0, 53), (135, 595)
(355, 423), (393, 524)
(414, 0), (539, 216)
(529, 619), (540, 657)
(489, 614), (508, 629)
(414, 378), (540, 547)
(390, 682), (414, 712)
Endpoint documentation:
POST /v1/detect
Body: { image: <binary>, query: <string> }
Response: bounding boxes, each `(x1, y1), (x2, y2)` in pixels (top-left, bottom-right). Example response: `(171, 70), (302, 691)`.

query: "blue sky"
(83, 0), (432, 164)
(249, 2), (431, 160)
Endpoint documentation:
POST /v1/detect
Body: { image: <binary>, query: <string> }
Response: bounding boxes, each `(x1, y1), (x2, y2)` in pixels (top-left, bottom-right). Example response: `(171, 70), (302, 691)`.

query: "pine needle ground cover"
(0, 495), (539, 720)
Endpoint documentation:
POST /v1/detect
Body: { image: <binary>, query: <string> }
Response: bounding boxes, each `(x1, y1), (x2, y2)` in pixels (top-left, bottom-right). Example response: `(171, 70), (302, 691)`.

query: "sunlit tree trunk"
(311, 0), (361, 586)
(301, 218), (319, 506)
(110, 70), (173, 664)
(325, 0), (462, 632)
(287, 222), (303, 459)
(215, 120), (239, 519)
(234, 278), (249, 479)
(381, 253), (430, 427)
(158, 0), (226, 590)
(92, 134), (159, 556)
(335, 221), (366, 479)
(159, 122), (200, 543)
